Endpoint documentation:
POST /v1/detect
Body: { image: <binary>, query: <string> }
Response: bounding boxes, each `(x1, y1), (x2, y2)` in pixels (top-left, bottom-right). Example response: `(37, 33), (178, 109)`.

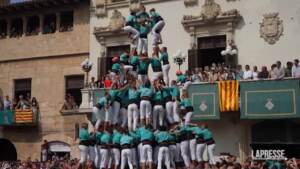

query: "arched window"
(0, 139), (17, 161)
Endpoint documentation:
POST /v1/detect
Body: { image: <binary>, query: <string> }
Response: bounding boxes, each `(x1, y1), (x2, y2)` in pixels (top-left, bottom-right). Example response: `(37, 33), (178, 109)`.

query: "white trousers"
(120, 107), (128, 128)
(207, 144), (216, 165)
(196, 143), (206, 162)
(121, 149), (134, 169)
(168, 145), (177, 168)
(157, 146), (171, 169)
(154, 146), (159, 164)
(141, 144), (153, 163)
(140, 100), (152, 120)
(122, 65), (133, 83)
(95, 146), (101, 168)
(93, 106), (105, 130)
(165, 101), (174, 124)
(100, 148), (110, 169)
(151, 20), (165, 47)
(112, 148), (121, 166)
(137, 38), (148, 55)
(162, 64), (170, 86)
(151, 71), (163, 82)
(112, 101), (121, 125)
(105, 107), (112, 123)
(180, 140), (191, 167)
(183, 81), (192, 90)
(189, 139), (197, 161)
(138, 74), (148, 86)
(173, 101), (180, 123)
(184, 111), (193, 126)
(89, 146), (96, 162)
(123, 26), (140, 40)
(153, 105), (164, 129)
(110, 72), (118, 83)
(128, 103), (139, 131)
(131, 148), (137, 166)
(79, 145), (89, 164)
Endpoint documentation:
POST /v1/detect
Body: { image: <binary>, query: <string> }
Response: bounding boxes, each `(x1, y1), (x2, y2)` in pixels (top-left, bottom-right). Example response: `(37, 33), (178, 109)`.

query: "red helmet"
(176, 70), (182, 75)
(112, 56), (119, 63)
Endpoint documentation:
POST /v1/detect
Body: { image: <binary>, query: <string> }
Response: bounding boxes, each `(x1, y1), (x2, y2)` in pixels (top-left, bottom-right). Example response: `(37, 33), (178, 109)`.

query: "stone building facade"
(0, 0), (90, 159)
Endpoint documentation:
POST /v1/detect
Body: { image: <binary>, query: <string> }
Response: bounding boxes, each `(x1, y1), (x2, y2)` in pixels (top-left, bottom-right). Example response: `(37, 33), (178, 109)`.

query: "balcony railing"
(79, 78), (300, 120)
(0, 109), (38, 126)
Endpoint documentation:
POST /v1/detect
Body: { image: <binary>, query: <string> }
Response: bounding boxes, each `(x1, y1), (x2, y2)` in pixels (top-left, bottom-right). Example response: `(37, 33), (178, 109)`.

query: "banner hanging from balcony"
(240, 79), (300, 119)
(0, 110), (15, 125)
(218, 81), (239, 112)
(15, 109), (33, 123)
(187, 83), (220, 120)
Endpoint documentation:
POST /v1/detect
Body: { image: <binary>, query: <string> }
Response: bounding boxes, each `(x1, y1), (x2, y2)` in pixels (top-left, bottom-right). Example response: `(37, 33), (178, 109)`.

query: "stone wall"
(0, 55), (88, 159)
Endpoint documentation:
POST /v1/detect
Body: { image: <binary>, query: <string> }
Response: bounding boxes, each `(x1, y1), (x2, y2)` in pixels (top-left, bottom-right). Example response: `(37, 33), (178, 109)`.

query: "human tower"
(78, 4), (216, 169)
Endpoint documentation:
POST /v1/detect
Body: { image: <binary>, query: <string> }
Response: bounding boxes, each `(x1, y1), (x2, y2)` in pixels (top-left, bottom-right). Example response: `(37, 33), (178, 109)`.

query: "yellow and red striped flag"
(218, 81), (239, 112)
(15, 109), (33, 123)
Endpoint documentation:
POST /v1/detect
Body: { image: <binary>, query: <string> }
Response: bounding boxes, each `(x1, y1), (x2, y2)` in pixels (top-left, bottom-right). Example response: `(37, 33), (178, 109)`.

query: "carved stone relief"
(200, 0), (221, 21)
(184, 0), (198, 7)
(129, 0), (141, 13)
(94, 0), (107, 17)
(259, 13), (283, 45)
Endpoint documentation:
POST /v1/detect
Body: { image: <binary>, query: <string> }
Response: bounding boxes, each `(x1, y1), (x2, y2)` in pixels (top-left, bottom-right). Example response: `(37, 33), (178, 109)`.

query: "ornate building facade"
(88, 0), (300, 160)
(0, 0), (90, 159)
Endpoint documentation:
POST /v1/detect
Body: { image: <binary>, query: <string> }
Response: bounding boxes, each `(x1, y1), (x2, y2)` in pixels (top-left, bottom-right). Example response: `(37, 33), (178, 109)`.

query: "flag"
(218, 80), (239, 112)
(15, 109), (33, 123)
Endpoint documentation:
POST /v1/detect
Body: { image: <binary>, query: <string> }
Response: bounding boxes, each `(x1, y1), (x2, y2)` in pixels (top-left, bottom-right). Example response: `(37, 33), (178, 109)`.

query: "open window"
(65, 75), (84, 108)
(26, 16), (40, 36)
(0, 19), (7, 38)
(59, 11), (73, 32)
(10, 18), (23, 38)
(14, 78), (32, 101)
(43, 14), (56, 34)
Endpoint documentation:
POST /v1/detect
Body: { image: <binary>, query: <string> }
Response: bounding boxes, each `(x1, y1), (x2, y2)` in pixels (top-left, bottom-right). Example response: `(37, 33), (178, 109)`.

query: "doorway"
(48, 141), (71, 159)
(0, 139), (17, 161)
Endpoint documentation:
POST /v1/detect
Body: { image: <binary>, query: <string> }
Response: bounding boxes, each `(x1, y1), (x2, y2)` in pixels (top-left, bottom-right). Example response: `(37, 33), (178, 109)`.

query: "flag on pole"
(15, 109), (33, 123)
(218, 81), (239, 112)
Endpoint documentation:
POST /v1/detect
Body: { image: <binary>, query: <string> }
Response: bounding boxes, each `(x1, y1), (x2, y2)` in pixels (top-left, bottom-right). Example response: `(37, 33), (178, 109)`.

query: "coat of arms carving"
(108, 10), (126, 31)
(259, 13), (283, 45)
(200, 0), (221, 21)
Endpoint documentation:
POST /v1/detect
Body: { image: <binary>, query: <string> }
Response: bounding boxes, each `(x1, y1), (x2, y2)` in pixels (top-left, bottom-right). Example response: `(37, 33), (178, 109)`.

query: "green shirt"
(138, 60), (150, 75)
(100, 132), (112, 144)
(98, 97), (108, 107)
(150, 12), (162, 27)
(79, 129), (89, 141)
(177, 74), (186, 83)
(139, 87), (153, 98)
(170, 86), (180, 99)
(128, 88), (140, 103)
(137, 127), (154, 141)
(150, 57), (162, 71)
(120, 134), (134, 146)
(180, 98), (192, 108)
(155, 131), (172, 143)
(162, 88), (172, 99)
(202, 128), (213, 140)
(152, 90), (163, 102)
(120, 53), (128, 63)
(130, 55), (139, 66)
(112, 130), (122, 145)
(109, 89), (119, 102)
(187, 126), (203, 138)
(127, 15), (139, 30)
(129, 131), (140, 144)
(96, 131), (102, 144)
(112, 63), (121, 72)
(137, 11), (150, 22)
(160, 52), (168, 63)
(139, 24), (150, 38)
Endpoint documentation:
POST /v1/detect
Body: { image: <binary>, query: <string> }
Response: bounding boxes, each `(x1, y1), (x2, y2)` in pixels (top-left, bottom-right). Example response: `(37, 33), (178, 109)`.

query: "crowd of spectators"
(0, 93), (39, 112)
(0, 156), (299, 169)
(60, 93), (79, 112)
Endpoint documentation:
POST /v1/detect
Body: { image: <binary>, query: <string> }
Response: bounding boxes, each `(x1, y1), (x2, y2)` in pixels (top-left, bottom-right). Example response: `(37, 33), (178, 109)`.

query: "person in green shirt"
(154, 126), (172, 169)
(78, 123), (89, 165)
(129, 53), (140, 78)
(200, 123), (216, 166)
(170, 80), (181, 124)
(137, 125), (154, 169)
(137, 55), (150, 85)
(99, 129), (112, 169)
(139, 80), (153, 126)
(160, 47), (170, 86)
(180, 90), (194, 126)
(149, 8), (165, 47)
(111, 128), (122, 169)
(152, 80), (165, 130)
(93, 92), (110, 131)
(128, 80), (140, 131)
(110, 56), (121, 83)
(137, 20), (151, 55)
(123, 11), (140, 50)
(120, 129), (134, 169)
(150, 53), (163, 82)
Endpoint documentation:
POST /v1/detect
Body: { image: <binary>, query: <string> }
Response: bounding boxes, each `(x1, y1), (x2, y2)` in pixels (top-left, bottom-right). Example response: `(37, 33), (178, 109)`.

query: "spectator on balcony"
(89, 77), (97, 89)
(16, 95), (30, 110)
(31, 97), (39, 122)
(243, 65), (253, 80)
(218, 67), (227, 81)
(285, 61), (293, 77)
(269, 64), (277, 79)
(227, 68), (236, 80)
(275, 61), (285, 79)
(3, 95), (12, 111)
(104, 74), (113, 89)
(252, 66), (259, 80)
(292, 59), (300, 78)
(191, 68), (202, 83)
(235, 65), (244, 80)
(258, 66), (269, 79)
(60, 96), (73, 112)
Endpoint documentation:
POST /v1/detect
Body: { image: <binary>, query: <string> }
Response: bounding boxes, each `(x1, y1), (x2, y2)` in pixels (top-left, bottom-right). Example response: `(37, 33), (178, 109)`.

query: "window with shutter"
(14, 78), (31, 100)
(65, 75), (84, 107)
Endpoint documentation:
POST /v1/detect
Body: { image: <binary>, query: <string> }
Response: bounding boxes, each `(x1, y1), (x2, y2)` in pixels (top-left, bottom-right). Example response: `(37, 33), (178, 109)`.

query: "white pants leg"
(151, 72), (163, 82)
(131, 148), (137, 167)
(79, 145), (89, 164)
(157, 146), (171, 169)
(138, 38), (148, 55)
(105, 107), (112, 123)
(121, 149), (134, 169)
(120, 107), (128, 128)
(196, 143), (206, 162)
(100, 148), (109, 169)
(169, 145), (177, 168)
(154, 145), (159, 164)
(138, 74), (148, 85)
(180, 140), (191, 167)
(141, 144), (153, 163)
(162, 64), (170, 86)
(175, 143), (182, 163)
(112, 148), (121, 167)
(89, 146), (96, 162)
(112, 101), (121, 125)
(140, 100), (152, 121)
(184, 111), (193, 125)
(138, 143), (143, 164)
(128, 103), (139, 131)
(93, 106), (104, 129)
(190, 139), (197, 161)
(151, 20), (165, 46)
(173, 101), (180, 123)
(123, 26), (140, 40)
(153, 105), (164, 129)
(183, 81), (192, 90)
(95, 146), (101, 168)
(110, 72), (117, 83)
(165, 101), (174, 124)
(207, 144), (216, 165)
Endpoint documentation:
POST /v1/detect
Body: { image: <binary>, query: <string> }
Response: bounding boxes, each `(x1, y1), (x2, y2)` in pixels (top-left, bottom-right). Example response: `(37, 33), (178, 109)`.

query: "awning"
(49, 141), (71, 152)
